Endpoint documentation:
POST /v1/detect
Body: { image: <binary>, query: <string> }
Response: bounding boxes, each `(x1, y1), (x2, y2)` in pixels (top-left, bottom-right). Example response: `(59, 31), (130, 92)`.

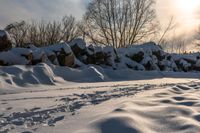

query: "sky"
(0, 0), (89, 28)
(157, 0), (200, 36)
(0, 0), (200, 37)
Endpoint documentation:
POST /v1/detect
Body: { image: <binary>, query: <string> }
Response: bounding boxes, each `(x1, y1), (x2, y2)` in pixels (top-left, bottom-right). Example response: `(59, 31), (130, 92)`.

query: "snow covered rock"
(127, 50), (144, 63)
(141, 56), (160, 71)
(0, 30), (12, 51)
(26, 43), (75, 66)
(103, 46), (117, 68)
(0, 51), (30, 65)
(11, 48), (33, 62)
(126, 42), (164, 64)
(88, 45), (117, 67)
(69, 38), (86, 56)
(195, 59), (200, 71)
(32, 50), (46, 65)
(42, 43), (75, 67)
(123, 57), (145, 70)
(176, 59), (191, 72)
(93, 46), (105, 65)
(172, 54), (198, 65)
(136, 42), (162, 54)
(158, 58), (178, 71)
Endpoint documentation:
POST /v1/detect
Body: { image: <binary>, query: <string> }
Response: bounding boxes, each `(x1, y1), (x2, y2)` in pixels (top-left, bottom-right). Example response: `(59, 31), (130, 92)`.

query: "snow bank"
(0, 51), (29, 65)
(1, 63), (200, 88)
(1, 39), (200, 72)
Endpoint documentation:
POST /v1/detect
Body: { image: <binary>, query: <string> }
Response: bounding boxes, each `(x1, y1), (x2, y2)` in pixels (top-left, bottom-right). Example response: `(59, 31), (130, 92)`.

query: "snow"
(126, 42), (163, 56)
(11, 48), (32, 56)
(172, 53), (199, 62)
(0, 51), (29, 65)
(179, 59), (191, 69)
(0, 30), (12, 41)
(32, 50), (45, 60)
(0, 41), (200, 72)
(81, 82), (200, 133)
(0, 30), (6, 37)
(196, 59), (200, 67)
(0, 68), (199, 133)
(42, 42), (72, 55)
(135, 42), (162, 52)
(1, 41), (200, 133)
(69, 38), (86, 50)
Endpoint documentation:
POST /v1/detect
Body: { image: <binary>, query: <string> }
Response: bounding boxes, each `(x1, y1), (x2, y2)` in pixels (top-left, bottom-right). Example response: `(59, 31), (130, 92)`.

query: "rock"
(141, 56), (160, 71)
(195, 59), (200, 71)
(47, 54), (59, 65)
(158, 59), (178, 71)
(32, 52), (46, 65)
(0, 30), (12, 52)
(46, 116), (65, 126)
(94, 46), (105, 65)
(103, 46), (116, 67)
(42, 43), (75, 67)
(11, 48), (33, 65)
(0, 60), (4, 66)
(0, 51), (30, 65)
(11, 119), (24, 126)
(69, 38), (86, 57)
(176, 59), (191, 72)
(130, 51), (144, 63)
(152, 51), (166, 61)
(57, 49), (75, 67)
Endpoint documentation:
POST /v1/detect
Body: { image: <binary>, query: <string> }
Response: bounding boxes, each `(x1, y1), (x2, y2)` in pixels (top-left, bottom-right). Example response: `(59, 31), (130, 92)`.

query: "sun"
(177, 0), (200, 13)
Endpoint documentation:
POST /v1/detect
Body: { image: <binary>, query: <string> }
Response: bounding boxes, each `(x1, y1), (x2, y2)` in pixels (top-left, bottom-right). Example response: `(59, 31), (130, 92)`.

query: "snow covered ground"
(0, 64), (200, 133)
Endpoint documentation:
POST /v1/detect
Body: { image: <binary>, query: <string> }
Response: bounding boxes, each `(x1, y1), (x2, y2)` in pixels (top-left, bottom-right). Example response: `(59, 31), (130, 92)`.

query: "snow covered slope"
(0, 78), (200, 133)
(80, 82), (200, 133)
(0, 63), (200, 89)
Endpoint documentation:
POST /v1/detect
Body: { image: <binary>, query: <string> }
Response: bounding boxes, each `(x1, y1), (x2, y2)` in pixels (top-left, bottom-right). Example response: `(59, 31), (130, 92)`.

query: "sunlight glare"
(176, 0), (200, 13)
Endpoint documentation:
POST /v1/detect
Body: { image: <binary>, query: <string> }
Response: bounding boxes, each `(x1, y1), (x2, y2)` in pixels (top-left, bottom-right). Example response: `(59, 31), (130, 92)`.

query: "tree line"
(3, 0), (190, 53)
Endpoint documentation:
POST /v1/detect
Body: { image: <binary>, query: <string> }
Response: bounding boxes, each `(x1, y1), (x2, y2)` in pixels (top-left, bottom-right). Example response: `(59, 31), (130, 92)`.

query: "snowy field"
(0, 64), (200, 133)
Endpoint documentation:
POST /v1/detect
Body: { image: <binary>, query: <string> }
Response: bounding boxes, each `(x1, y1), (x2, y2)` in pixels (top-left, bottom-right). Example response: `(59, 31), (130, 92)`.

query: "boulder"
(141, 56), (160, 71)
(0, 60), (5, 66)
(195, 59), (200, 71)
(69, 38), (86, 57)
(129, 51), (144, 63)
(94, 46), (105, 65)
(158, 59), (178, 71)
(57, 52), (75, 67)
(0, 30), (12, 51)
(84, 44), (95, 64)
(152, 50), (166, 61)
(43, 43), (75, 67)
(47, 54), (58, 65)
(0, 51), (30, 65)
(32, 51), (46, 65)
(175, 59), (191, 72)
(103, 46), (116, 67)
(10, 48), (33, 65)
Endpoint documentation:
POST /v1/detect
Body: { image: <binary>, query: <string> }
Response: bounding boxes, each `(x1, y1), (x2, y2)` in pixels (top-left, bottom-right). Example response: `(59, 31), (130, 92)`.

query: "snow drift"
(0, 63), (200, 88)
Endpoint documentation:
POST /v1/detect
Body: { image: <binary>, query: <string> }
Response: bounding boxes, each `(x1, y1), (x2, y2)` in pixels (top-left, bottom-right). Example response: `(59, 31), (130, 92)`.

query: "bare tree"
(194, 26), (200, 50)
(161, 36), (186, 53)
(62, 15), (79, 43)
(5, 15), (79, 47)
(5, 21), (29, 47)
(157, 17), (176, 46)
(82, 0), (157, 48)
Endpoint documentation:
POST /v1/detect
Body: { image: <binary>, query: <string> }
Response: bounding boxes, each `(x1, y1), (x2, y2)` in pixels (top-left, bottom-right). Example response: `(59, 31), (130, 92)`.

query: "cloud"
(0, 0), (89, 28)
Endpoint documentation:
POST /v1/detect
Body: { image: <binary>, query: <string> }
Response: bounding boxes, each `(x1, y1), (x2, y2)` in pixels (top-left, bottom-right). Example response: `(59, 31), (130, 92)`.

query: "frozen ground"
(0, 64), (200, 133)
